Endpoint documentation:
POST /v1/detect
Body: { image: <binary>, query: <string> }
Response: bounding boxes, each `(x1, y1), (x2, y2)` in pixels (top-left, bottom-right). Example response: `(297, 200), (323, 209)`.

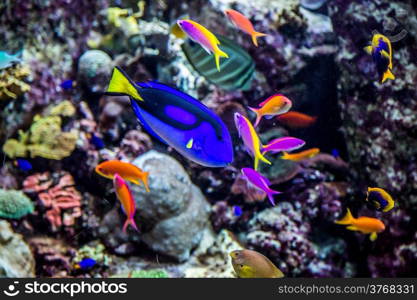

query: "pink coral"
(23, 172), (82, 232)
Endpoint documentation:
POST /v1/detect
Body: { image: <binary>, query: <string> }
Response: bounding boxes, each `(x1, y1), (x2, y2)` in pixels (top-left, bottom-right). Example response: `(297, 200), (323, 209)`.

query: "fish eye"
(240, 264), (244, 268)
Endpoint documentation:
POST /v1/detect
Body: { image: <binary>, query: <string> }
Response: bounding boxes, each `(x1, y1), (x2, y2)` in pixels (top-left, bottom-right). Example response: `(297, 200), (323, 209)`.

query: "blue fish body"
(107, 67), (234, 167)
(15, 159), (32, 171)
(331, 149), (340, 158)
(76, 258), (96, 270)
(90, 134), (105, 149)
(0, 51), (22, 70)
(233, 205), (242, 217)
(61, 80), (75, 90)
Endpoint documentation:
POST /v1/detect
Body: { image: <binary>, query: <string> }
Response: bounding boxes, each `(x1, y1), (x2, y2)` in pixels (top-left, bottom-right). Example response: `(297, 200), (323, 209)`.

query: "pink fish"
(113, 173), (139, 233)
(241, 168), (281, 206)
(234, 112), (271, 170)
(261, 137), (305, 155)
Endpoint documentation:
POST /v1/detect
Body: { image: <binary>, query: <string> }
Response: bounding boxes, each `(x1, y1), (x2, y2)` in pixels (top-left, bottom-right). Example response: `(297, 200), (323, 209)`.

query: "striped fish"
(181, 35), (255, 91)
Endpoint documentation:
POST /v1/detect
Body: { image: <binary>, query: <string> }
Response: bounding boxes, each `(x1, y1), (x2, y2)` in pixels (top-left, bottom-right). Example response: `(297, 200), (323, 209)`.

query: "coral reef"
(0, 220), (35, 277)
(0, 63), (30, 101)
(0, 188), (34, 219)
(2, 101), (78, 160)
(131, 150), (211, 262)
(23, 172), (82, 232)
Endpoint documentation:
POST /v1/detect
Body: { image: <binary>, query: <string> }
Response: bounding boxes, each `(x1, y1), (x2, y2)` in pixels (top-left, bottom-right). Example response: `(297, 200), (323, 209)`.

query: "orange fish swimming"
(276, 111), (317, 129)
(95, 160), (150, 192)
(113, 173), (139, 233)
(335, 208), (385, 241)
(281, 148), (319, 162)
(225, 9), (267, 47)
(248, 94), (292, 127)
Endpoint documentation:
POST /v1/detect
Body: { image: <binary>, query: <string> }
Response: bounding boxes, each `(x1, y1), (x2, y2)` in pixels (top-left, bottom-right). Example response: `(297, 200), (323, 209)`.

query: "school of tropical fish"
(0, 0), (415, 278)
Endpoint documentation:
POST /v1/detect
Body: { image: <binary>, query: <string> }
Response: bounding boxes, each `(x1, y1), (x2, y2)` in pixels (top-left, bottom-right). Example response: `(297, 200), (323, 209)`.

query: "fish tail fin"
(214, 48), (229, 71)
(381, 68), (395, 83)
(248, 106), (261, 127)
(254, 151), (271, 170)
(141, 172), (150, 192)
(251, 31), (267, 47)
(123, 217), (139, 233)
(266, 189), (281, 206)
(335, 208), (354, 225)
(364, 45), (373, 55)
(106, 67), (143, 101)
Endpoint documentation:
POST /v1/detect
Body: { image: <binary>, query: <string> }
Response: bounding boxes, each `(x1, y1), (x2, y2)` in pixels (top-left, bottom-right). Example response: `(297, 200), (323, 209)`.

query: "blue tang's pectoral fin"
(130, 99), (168, 145)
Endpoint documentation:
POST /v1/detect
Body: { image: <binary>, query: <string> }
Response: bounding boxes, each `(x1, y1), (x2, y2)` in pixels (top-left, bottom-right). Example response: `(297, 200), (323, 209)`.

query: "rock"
(132, 150), (210, 262)
(77, 50), (113, 93)
(0, 220), (35, 277)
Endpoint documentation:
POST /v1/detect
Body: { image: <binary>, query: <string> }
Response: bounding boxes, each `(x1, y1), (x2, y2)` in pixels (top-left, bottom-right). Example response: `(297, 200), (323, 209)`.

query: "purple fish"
(261, 137), (305, 155)
(241, 168), (281, 206)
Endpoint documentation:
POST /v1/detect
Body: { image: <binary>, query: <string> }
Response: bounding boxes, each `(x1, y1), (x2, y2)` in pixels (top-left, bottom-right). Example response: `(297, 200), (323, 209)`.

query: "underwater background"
(0, 0), (416, 278)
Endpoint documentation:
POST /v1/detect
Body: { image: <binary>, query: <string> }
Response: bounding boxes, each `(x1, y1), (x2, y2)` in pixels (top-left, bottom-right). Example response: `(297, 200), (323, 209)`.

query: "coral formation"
(0, 189), (34, 219)
(23, 172), (82, 232)
(2, 102), (78, 160)
(0, 63), (30, 101)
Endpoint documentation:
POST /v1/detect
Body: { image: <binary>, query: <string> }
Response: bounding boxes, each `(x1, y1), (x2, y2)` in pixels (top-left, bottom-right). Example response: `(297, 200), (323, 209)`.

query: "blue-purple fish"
(14, 159), (32, 171)
(74, 258), (97, 270)
(241, 167), (281, 206)
(364, 33), (395, 83)
(105, 67), (233, 167)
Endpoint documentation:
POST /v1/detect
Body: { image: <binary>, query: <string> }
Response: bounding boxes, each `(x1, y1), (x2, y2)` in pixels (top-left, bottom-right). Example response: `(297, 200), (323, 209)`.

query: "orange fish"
(281, 148), (319, 162)
(225, 9), (267, 47)
(95, 160), (150, 192)
(276, 111), (317, 129)
(335, 208), (385, 241)
(248, 94), (292, 127)
(113, 173), (139, 233)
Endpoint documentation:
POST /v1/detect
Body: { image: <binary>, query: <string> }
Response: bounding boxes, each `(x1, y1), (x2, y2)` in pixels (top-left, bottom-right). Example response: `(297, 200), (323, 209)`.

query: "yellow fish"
(230, 249), (284, 278)
(177, 19), (228, 71)
(364, 33), (395, 83)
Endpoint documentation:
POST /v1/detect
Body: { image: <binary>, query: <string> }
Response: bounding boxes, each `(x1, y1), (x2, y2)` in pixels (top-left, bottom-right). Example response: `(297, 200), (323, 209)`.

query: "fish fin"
(266, 189), (281, 206)
(141, 172), (150, 192)
(131, 179), (142, 185)
(248, 106), (261, 127)
(370, 232), (378, 241)
(106, 67), (143, 101)
(123, 217), (139, 233)
(364, 45), (373, 55)
(346, 225), (359, 231)
(335, 208), (354, 225)
(214, 48), (229, 71)
(380, 50), (390, 59)
(254, 151), (271, 170)
(251, 31), (267, 47)
(281, 152), (289, 160)
(381, 68), (395, 83)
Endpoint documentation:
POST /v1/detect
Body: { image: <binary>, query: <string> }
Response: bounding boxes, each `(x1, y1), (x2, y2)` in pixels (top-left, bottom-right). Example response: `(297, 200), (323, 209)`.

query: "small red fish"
(113, 173), (139, 233)
(276, 111), (317, 129)
(225, 9), (267, 46)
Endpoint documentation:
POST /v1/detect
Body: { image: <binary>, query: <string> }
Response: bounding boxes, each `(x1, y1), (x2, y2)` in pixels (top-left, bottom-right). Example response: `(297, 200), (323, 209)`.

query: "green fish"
(181, 35), (255, 91)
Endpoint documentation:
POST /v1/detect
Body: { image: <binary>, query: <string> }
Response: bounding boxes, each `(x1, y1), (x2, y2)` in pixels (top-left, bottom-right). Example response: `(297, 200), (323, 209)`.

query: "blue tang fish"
(105, 67), (233, 167)
(233, 205), (242, 217)
(14, 159), (32, 171)
(0, 50), (22, 70)
(74, 258), (97, 270)
(89, 133), (105, 150)
(60, 80), (76, 90)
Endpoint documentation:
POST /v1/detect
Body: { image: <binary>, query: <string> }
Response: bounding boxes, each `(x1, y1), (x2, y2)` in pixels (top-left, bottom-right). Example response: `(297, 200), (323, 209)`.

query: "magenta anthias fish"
(241, 168), (281, 206)
(234, 112), (271, 170)
(261, 137), (306, 155)
(177, 19), (229, 71)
